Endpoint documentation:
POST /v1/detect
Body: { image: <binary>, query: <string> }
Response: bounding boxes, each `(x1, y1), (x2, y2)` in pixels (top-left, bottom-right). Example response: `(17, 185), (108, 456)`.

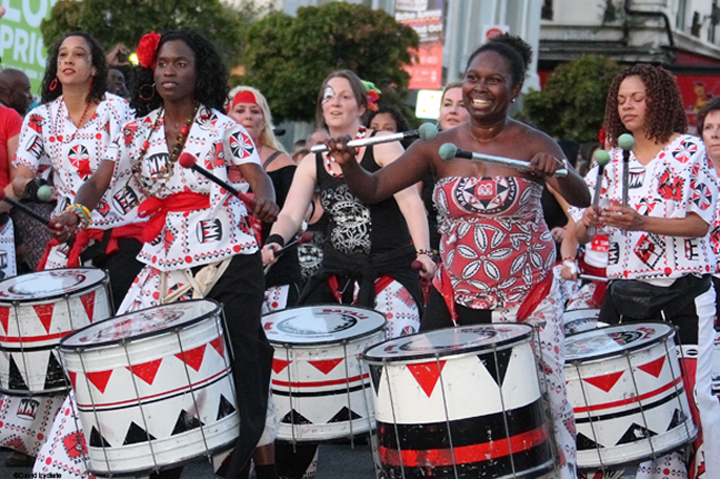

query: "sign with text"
(395, 0), (444, 90)
(0, 0), (57, 94)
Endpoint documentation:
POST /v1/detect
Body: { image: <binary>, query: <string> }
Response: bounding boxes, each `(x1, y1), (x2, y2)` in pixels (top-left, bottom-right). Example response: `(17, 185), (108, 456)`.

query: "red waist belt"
(138, 192), (210, 243)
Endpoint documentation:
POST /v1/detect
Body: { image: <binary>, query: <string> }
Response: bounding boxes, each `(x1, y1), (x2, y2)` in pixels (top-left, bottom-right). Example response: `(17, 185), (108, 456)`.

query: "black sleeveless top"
(315, 143), (411, 256)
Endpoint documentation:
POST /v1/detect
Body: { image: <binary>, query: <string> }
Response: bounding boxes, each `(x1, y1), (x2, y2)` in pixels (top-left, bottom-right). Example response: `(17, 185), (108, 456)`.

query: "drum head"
(363, 323), (534, 362)
(565, 321), (674, 362)
(0, 268), (106, 302)
(262, 305), (386, 345)
(60, 299), (221, 349)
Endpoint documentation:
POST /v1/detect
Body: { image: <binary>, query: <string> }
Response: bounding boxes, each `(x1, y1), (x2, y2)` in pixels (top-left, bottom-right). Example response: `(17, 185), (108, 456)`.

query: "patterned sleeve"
(13, 108), (48, 173)
(684, 140), (718, 225)
(224, 125), (261, 166)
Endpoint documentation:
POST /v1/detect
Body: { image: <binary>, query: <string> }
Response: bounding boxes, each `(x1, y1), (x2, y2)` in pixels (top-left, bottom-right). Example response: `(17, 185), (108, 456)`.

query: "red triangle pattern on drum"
(86, 370), (113, 393)
(175, 345), (206, 372)
(308, 358), (343, 375)
(407, 360), (446, 397)
(126, 359), (163, 385)
(33, 303), (54, 333)
(68, 371), (77, 390)
(272, 358), (291, 374)
(210, 336), (225, 359)
(638, 356), (665, 378)
(0, 306), (9, 333)
(80, 291), (95, 321)
(584, 371), (624, 392)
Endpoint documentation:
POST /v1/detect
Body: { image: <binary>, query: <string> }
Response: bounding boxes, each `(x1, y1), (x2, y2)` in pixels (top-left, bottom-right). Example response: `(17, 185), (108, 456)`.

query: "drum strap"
(161, 257), (232, 303)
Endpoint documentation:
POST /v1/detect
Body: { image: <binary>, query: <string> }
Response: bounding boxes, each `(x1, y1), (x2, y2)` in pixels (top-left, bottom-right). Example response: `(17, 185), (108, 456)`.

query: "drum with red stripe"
(363, 324), (555, 479)
(262, 305), (386, 442)
(0, 268), (111, 394)
(565, 322), (696, 469)
(59, 299), (238, 476)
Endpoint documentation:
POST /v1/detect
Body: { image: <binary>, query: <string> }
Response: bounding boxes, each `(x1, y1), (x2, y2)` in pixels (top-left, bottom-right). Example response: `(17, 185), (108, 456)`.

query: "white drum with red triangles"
(565, 322), (696, 469)
(0, 268), (111, 394)
(563, 309), (608, 336)
(263, 305), (386, 442)
(363, 324), (555, 479)
(59, 299), (238, 476)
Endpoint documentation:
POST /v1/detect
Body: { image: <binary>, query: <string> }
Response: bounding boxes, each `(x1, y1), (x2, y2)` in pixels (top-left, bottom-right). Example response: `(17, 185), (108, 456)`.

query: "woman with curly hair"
(38, 30), (279, 479)
(576, 64), (720, 479)
(0, 31), (142, 469)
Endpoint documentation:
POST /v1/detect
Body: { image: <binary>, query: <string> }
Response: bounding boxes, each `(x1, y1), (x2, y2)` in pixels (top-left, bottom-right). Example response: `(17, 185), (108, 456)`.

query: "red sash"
(138, 192), (210, 243)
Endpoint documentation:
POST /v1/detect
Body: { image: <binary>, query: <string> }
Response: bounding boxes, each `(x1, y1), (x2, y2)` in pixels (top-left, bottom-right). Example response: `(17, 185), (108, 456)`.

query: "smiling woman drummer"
(327, 35), (590, 479)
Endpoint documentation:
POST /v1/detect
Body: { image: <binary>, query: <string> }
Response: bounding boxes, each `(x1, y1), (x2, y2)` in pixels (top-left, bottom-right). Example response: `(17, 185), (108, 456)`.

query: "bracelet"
(416, 249), (434, 257)
(64, 204), (92, 230)
(266, 234), (285, 248)
(562, 256), (576, 262)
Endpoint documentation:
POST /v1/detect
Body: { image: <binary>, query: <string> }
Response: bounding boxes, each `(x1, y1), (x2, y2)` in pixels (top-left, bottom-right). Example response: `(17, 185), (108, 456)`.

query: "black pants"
(421, 287), (493, 331)
(89, 237), (145, 313)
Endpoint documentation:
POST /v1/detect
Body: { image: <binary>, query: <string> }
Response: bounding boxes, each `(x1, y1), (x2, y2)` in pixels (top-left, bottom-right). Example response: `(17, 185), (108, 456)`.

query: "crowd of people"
(0, 14), (719, 479)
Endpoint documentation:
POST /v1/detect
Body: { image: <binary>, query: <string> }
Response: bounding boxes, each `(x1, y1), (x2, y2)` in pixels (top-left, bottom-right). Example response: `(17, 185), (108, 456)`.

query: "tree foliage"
(41, 0), (265, 67)
(240, 2), (419, 124)
(522, 55), (622, 143)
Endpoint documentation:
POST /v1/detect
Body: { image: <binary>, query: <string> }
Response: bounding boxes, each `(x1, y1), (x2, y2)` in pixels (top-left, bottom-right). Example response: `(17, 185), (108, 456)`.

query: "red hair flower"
(136, 31), (161, 69)
(361, 80), (381, 112)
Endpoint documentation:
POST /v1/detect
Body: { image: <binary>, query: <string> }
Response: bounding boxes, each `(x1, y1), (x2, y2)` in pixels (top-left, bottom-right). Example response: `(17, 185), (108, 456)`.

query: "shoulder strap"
(262, 151), (283, 169)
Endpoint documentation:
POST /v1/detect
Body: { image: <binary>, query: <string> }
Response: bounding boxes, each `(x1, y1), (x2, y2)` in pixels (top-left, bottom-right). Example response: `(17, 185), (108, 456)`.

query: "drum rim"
(58, 299), (222, 350)
(263, 303), (387, 346)
(565, 320), (675, 363)
(563, 308), (601, 321)
(362, 323), (535, 363)
(0, 267), (108, 303)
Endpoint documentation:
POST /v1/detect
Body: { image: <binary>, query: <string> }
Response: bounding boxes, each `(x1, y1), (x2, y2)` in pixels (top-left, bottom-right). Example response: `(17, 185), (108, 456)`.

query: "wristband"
(64, 204), (92, 231)
(266, 234), (285, 248)
(416, 249), (434, 257)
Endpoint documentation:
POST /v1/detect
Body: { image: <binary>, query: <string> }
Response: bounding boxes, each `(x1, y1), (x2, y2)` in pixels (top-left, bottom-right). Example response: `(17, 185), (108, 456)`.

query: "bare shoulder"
(510, 120), (565, 157)
(264, 150), (295, 172)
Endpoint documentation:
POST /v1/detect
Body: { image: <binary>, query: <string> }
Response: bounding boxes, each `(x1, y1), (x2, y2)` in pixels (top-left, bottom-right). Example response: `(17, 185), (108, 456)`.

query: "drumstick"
(0, 193), (58, 229)
(438, 143), (569, 178)
(411, 260), (427, 273)
(264, 232), (314, 274)
(586, 149), (610, 237)
(579, 273), (608, 283)
(310, 123), (437, 153)
(177, 152), (257, 210)
(618, 133), (634, 208)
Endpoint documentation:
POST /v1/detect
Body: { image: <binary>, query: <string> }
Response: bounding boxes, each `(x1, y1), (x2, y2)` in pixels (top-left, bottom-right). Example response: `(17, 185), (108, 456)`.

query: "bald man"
(0, 69), (33, 116)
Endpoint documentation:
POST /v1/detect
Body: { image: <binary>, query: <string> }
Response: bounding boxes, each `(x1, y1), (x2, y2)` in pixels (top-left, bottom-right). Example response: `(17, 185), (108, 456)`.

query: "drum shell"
(563, 309), (608, 336)
(363, 325), (555, 479)
(713, 331), (720, 396)
(270, 330), (386, 442)
(0, 268), (111, 395)
(59, 302), (238, 476)
(565, 325), (696, 469)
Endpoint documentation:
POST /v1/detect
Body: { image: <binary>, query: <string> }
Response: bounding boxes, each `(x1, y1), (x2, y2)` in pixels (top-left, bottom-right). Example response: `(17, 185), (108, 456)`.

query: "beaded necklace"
(325, 126), (367, 178)
(54, 98), (92, 144)
(132, 103), (199, 195)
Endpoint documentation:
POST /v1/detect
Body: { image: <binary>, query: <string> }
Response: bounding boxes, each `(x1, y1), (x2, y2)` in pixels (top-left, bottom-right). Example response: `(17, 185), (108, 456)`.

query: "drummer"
(44, 30), (278, 479)
(327, 34), (589, 479)
(576, 64), (720, 478)
(0, 32), (141, 470)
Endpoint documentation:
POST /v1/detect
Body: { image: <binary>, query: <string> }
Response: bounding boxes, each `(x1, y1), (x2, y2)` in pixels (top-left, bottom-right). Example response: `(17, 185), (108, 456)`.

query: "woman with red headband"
(39, 30), (278, 479)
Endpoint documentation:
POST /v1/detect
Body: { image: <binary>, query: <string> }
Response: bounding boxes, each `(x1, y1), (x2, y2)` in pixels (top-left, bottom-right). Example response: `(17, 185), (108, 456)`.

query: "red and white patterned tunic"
(14, 94), (135, 229)
(585, 135), (718, 280)
(109, 105), (261, 272)
(433, 176), (555, 309)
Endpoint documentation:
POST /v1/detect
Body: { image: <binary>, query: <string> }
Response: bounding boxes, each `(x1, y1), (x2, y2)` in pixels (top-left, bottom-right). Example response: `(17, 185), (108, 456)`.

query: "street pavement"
(0, 442), (377, 478)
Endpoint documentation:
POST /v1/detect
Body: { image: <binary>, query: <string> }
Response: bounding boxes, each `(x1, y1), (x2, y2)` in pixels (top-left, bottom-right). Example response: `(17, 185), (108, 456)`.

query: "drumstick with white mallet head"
(586, 149), (611, 237)
(310, 123), (438, 153)
(177, 152), (257, 210)
(438, 143), (569, 178)
(264, 231), (315, 274)
(618, 133), (634, 208)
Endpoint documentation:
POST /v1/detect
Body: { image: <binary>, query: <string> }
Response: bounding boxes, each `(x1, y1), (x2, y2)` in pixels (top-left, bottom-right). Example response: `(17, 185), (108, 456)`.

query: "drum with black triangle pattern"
(564, 322), (696, 469)
(58, 299), (238, 476)
(262, 305), (387, 442)
(362, 324), (555, 479)
(0, 268), (111, 395)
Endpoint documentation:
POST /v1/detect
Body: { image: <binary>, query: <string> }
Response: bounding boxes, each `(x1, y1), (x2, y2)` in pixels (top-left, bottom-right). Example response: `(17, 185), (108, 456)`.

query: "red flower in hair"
(136, 31), (161, 69)
(367, 90), (380, 112)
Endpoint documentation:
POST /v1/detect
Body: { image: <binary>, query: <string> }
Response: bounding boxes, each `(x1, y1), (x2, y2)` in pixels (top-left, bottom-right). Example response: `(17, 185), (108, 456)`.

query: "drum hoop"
(263, 304), (387, 346)
(362, 323), (535, 363)
(58, 298), (222, 351)
(565, 320), (675, 364)
(0, 267), (107, 303)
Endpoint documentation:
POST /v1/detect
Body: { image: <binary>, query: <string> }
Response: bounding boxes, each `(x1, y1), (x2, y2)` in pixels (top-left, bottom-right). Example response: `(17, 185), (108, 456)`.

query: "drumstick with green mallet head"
(586, 149), (610, 237)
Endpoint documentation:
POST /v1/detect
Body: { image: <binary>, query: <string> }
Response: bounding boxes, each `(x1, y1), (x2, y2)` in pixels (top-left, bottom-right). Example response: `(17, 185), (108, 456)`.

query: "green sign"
(0, 0), (57, 95)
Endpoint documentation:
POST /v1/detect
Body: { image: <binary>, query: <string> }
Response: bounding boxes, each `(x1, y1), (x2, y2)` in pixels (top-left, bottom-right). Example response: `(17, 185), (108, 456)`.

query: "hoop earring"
(139, 83), (156, 101)
(49, 77), (58, 91)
